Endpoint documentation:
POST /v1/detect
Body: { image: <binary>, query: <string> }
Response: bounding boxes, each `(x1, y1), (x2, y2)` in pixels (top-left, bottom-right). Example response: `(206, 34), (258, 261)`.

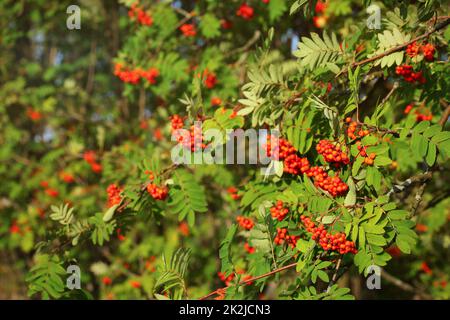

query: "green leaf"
(219, 224), (237, 275)
(425, 142), (437, 166)
(293, 32), (343, 71)
(317, 270), (330, 283)
(344, 177), (356, 206)
(168, 170), (208, 226)
(268, 0), (288, 22)
(374, 156), (391, 166)
(200, 13), (221, 39)
(103, 204), (119, 222)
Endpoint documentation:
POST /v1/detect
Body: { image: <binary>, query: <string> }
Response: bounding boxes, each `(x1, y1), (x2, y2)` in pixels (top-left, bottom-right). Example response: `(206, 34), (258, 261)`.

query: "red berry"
(421, 43), (435, 62)
(102, 276), (112, 285)
(236, 3), (254, 20)
(236, 216), (254, 230)
(107, 184), (123, 207)
(180, 23), (196, 37)
(270, 200), (290, 221)
(146, 183), (169, 201)
(406, 41), (420, 58)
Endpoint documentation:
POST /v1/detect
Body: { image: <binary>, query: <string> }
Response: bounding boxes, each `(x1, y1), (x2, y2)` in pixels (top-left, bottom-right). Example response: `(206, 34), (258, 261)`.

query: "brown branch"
(382, 269), (433, 299)
(337, 18), (450, 77)
(198, 262), (298, 300)
(387, 171), (433, 197)
(438, 104), (450, 127)
(225, 30), (261, 58)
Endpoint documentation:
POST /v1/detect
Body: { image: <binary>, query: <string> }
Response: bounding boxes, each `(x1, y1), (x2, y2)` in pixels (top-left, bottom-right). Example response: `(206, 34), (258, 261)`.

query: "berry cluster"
(395, 65), (426, 84)
(107, 184), (123, 208)
(128, 3), (153, 26)
(145, 170), (168, 201)
(102, 276), (112, 286)
(218, 271), (235, 286)
(83, 150), (102, 173)
(283, 154), (311, 175)
(300, 215), (357, 254)
(364, 153), (376, 166)
(236, 216), (254, 230)
(129, 280), (141, 289)
(170, 115), (207, 152)
(227, 186), (241, 200)
(420, 262), (433, 275)
(236, 3), (254, 20)
(9, 220), (21, 235)
(244, 242), (255, 254)
(221, 19), (233, 30)
(309, 168), (349, 197)
(180, 23), (196, 37)
(265, 137), (310, 175)
(178, 221), (190, 236)
(170, 114), (184, 130)
(237, 269), (253, 285)
(415, 112), (433, 122)
(204, 71), (217, 89)
(404, 104), (432, 122)
(116, 228), (126, 241)
(355, 141), (376, 166)
(39, 181), (59, 198)
(274, 228), (299, 248)
(211, 97), (222, 106)
(146, 183), (168, 200)
(270, 200), (289, 221)
(316, 140), (350, 167)
(26, 107), (42, 121)
(114, 63), (159, 85)
(422, 43), (436, 61)
(345, 118), (369, 140)
(266, 136), (348, 197)
(312, 0), (328, 28)
(186, 125), (207, 151)
(406, 41), (421, 58)
(59, 172), (75, 183)
(265, 137), (295, 160)
(406, 41), (436, 61)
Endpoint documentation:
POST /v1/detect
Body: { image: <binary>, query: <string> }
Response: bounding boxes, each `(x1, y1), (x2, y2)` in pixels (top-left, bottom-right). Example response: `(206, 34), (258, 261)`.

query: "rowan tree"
(0, 0), (449, 300)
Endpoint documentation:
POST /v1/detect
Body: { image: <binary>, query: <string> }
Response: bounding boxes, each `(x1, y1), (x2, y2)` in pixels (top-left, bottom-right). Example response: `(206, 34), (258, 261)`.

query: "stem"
(198, 262), (298, 300)
(382, 269), (433, 299)
(337, 18), (450, 77)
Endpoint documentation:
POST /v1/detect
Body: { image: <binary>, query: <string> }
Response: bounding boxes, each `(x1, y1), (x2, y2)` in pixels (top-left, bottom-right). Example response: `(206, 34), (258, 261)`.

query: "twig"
(410, 181), (428, 217)
(381, 269), (433, 299)
(438, 104), (450, 127)
(337, 18), (450, 77)
(386, 172), (432, 197)
(225, 30), (262, 58)
(326, 256), (342, 292)
(198, 262), (298, 300)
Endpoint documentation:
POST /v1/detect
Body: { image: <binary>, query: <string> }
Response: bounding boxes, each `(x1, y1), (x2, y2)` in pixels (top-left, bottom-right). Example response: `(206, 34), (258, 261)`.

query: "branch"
(438, 103), (450, 127)
(198, 262), (297, 300)
(225, 30), (261, 58)
(382, 269), (433, 299)
(337, 18), (450, 77)
(387, 172), (432, 197)
(326, 257), (342, 292)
